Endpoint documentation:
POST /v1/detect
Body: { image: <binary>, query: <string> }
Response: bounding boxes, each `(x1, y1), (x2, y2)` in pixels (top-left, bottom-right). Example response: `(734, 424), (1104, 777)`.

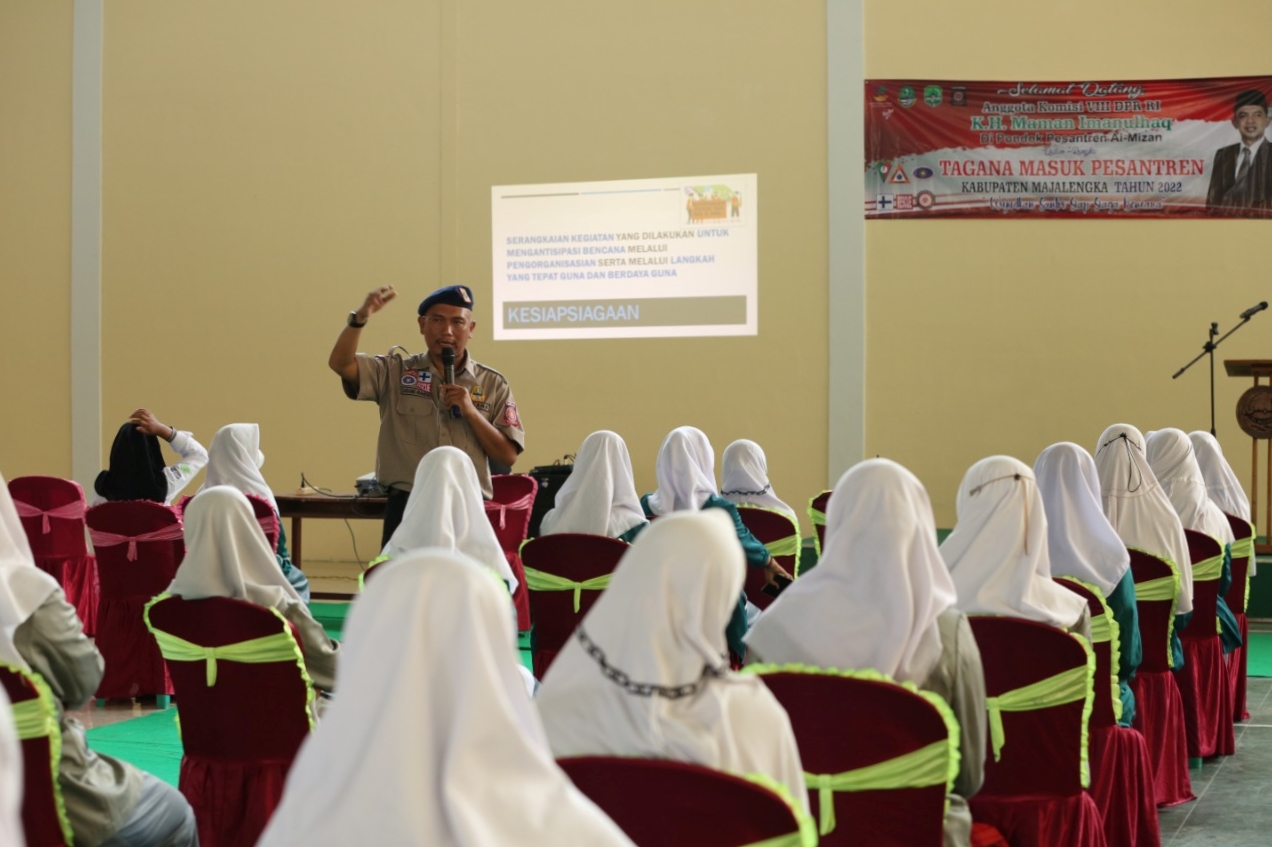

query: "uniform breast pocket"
(394, 393), (437, 445)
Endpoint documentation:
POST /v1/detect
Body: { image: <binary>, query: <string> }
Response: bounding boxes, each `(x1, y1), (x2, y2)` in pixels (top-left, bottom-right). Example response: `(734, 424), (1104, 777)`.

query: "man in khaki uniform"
(329, 284), (525, 545)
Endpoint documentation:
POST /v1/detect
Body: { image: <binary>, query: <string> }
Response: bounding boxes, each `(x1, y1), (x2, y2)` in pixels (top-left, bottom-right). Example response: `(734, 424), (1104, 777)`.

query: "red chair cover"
(966, 617), (1107, 847)
(1054, 578), (1160, 847)
(9, 475), (98, 636)
(487, 474), (537, 630)
(808, 490), (832, 560)
(1178, 530), (1234, 759)
(757, 670), (951, 847)
(1127, 549), (1193, 806)
(1224, 513), (1253, 722)
(1, 666), (71, 847)
(558, 756), (805, 846)
(86, 501), (183, 700)
(735, 507), (801, 611)
(520, 533), (626, 677)
(147, 596), (312, 847)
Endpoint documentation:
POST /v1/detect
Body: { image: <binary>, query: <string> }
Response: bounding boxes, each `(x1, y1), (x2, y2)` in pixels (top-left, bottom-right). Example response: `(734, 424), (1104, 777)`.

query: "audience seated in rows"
(1036, 442), (1142, 726)
(535, 510), (810, 813)
(746, 457), (987, 847)
(0, 472), (198, 847)
(256, 550), (637, 847)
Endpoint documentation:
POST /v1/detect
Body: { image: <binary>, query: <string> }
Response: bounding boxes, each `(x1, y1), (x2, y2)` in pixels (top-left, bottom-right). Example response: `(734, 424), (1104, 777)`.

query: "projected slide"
(491, 173), (757, 340)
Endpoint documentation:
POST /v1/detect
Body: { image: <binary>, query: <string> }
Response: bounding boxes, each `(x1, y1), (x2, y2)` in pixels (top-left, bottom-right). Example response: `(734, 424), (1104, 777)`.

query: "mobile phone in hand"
(761, 574), (793, 598)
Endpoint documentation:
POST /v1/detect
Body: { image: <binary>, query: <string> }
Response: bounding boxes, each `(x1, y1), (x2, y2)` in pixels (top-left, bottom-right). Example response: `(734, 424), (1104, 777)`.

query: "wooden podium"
(1225, 360), (1272, 553)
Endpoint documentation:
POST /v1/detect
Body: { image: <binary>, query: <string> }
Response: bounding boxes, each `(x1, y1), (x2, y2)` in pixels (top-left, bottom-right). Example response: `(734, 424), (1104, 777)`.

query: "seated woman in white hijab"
(201, 422), (310, 602)
(745, 458), (985, 847)
(1095, 423), (1193, 669)
(539, 430), (648, 543)
(940, 456), (1091, 641)
(536, 510), (809, 812)
(640, 426), (792, 658)
(720, 439), (797, 521)
(169, 486), (338, 692)
(371, 446), (516, 592)
(256, 549), (636, 847)
(1189, 431), (1251, 521)
(1145, 428), (1241, 654)
(1036, 443), (1141, 727)
(0, 472), (198, 847)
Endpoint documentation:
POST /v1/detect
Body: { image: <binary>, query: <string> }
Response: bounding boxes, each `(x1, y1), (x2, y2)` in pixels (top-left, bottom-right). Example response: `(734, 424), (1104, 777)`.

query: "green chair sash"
(804, 739), (949, 836)
(1231, 526), (1256, 610)
(9, 697), (55, 741)
(1129, 550), (1182, 669)
(741, 772), (819, 847)
(1, 663), (75, 846)
(1192, 552), (1225, 582)
(985, 665), (1090, 763)
(149, 629), (306, 687)
(144, 594), (317, 729)
(521, 567), (612, 613)
(764, 533), (802, 558)
(1056, 577), (1122, 722)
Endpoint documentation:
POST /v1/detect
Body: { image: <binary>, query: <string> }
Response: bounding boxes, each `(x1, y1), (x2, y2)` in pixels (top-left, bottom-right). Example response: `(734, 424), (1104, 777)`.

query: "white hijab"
(1146, 428), (1235, 546)
(721, 440), (796, 519)
(940, 456), (1088, 629)
(745, 459), (956, 684)
(0, 472), (61, 671)
(1034, 443), (1131, 597)
(1189, 431), (1250, 522)
(0, 683), (22, 847)
(1094, 424), (1193, 614)
(200, 423), (277, 514)
(536, 510), (808, 809)
(168, 486), (302, 610)
(645, 426), (718, 516)
(256, 551), (635, 847)
(380, 447), (514, 589)
(539, 431), (646, 538)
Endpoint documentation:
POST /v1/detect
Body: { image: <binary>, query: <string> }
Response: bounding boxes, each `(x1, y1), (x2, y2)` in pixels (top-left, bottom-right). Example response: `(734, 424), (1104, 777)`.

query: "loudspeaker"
(526, 461), (574, 538)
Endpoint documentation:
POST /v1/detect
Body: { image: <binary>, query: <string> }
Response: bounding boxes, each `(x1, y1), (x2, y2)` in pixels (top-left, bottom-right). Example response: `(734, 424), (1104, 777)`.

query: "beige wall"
(0, 1), (73, 480)
(94, 0), (828, 567)
(865, 0), (1270, 527)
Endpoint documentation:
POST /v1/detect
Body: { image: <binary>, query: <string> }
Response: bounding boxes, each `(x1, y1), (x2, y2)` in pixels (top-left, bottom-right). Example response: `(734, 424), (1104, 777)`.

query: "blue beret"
(418, 285), (475, 315)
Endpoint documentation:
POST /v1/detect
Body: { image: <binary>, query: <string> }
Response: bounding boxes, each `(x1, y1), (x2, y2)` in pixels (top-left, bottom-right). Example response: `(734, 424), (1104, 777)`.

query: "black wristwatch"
(348, 311), (367, 328)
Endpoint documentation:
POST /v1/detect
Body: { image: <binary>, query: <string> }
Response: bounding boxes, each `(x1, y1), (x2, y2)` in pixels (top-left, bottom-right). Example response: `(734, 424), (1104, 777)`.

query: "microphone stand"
(1172, 315), (1258, 436)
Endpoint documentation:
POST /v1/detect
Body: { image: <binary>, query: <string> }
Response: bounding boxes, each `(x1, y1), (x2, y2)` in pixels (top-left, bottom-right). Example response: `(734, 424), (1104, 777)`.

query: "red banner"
(865, 76), (1272, 219)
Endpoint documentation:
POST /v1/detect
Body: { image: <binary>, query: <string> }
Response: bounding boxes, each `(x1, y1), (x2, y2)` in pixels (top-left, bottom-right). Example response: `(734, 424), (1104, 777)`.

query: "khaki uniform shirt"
(345, 351), (525, 498)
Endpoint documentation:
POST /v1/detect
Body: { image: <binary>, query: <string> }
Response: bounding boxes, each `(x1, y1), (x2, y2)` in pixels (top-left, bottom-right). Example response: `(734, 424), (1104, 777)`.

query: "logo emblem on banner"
(898, 86), (916, 108)
(917, 191), (936, 210)
(888, 166), (911, 185)
(924, 85), (943, 107)
(875, 195), (895, 212)
(951, 86), (968, 106)
(913, 166), (934, 180)
(873, 85), (889, 102)
(876, 162), (892, 179)
(894, 194), (915, 211)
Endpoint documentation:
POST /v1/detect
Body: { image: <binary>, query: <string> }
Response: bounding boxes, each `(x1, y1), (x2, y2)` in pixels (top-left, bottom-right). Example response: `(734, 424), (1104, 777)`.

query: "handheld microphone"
(441, 348), (461, 418)
(1240, 301), (1269, 320)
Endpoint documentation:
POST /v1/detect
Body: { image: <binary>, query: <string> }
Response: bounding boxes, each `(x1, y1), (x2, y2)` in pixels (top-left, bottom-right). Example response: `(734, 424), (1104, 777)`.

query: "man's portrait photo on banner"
(1206, 89), (1272, 216)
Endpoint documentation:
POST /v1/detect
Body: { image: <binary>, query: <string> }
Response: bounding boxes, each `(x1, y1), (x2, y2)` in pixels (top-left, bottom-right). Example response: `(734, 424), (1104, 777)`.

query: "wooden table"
(275, 493), (388, 570)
